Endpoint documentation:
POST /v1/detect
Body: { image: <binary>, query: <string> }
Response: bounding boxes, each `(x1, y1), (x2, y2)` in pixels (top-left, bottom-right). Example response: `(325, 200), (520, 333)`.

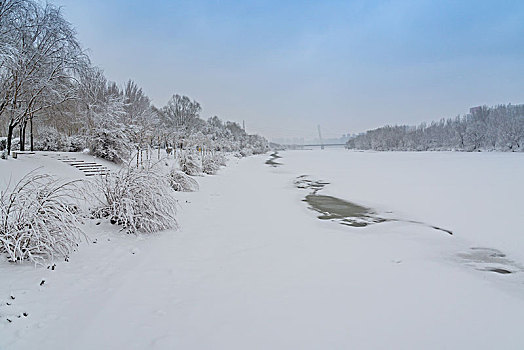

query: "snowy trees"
(156, 96), (267, 156)
(0, 0), (88, 155)
(162, 94), (202, 135)
(0, 0), (268, 161)
(158, 94), (204, 152)
(347, 104), (524, 152)
(499, 110), (524, 151)
(123, 79), (161, 151)
(75, 68), (129, 162)
(0, 0), (266, 266)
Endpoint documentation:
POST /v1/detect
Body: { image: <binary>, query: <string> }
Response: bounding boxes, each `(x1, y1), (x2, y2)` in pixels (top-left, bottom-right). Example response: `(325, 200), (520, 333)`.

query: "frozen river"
(278, 149), (524, 263)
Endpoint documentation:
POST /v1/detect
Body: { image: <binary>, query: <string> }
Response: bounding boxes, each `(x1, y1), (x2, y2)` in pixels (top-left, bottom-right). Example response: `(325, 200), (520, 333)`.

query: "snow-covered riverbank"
(1, 150), (524, 349)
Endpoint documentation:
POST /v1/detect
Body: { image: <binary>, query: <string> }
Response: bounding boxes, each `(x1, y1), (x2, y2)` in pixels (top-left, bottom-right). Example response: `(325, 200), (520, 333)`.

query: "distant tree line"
(346, 104), (524, 152)
(0, 0), (267, 160)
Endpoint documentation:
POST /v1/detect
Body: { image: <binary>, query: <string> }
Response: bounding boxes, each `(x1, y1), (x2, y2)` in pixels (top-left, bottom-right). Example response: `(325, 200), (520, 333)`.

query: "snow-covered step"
(83, 170), (110, 174)
(71, 162), (100, 166)
(74, 163), (103, 167)
(84, 172), (110, 177)
(80, 168), (109, 172)
(75, 166), (106, 170)
(71, 163), (101, 167)
(54, 155), (111, 177)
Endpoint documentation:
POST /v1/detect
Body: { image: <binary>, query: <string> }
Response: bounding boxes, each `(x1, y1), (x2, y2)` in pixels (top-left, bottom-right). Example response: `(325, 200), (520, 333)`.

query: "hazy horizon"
(55, 0), (524, 142)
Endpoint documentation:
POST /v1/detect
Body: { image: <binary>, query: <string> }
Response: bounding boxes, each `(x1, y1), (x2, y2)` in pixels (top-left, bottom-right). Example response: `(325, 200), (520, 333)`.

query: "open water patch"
(458, 247), (522, 275)
(295, 175), (391, 228)
(295, 175), (452, 234)
(265, 152), (282, 167)
(304, 194), (388, 227)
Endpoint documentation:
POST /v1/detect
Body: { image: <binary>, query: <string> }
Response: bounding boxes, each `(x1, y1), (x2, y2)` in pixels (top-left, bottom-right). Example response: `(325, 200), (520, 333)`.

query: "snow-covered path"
(2, 152), (524, 349)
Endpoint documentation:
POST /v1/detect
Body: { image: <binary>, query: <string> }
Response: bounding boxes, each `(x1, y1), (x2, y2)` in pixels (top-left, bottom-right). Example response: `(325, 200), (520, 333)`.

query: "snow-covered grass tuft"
(0, 172), (85, 264)
(91, 165), (178, 234)
(168, 170), (199, 192)
(179, 152), (202, 176)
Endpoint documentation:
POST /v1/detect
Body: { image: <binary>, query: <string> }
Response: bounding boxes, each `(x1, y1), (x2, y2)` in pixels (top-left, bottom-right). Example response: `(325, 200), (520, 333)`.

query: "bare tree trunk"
(20, 121), (27, 151)
(7, 124), (14, 156)
(19, 125), (24, 151)
(30, 115), (34, 151)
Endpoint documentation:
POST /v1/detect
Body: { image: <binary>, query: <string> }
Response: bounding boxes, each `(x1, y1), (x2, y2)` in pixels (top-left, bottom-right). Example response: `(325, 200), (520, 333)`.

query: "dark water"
(265, 152), (282, 167)
(458, 247), (522, 275)
(295, 175), (389, 228)
(304, 194), (388, 227)
(295, 174), (453, 234)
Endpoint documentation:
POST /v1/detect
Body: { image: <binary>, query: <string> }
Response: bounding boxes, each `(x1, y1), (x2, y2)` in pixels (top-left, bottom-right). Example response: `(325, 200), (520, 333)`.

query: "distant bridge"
(279, 143), (347, 149)
(302, 143), (347, 147)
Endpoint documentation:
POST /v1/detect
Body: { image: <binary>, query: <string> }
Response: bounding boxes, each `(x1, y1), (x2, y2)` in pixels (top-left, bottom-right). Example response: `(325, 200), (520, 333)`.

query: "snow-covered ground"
(1, 150), (524, 349)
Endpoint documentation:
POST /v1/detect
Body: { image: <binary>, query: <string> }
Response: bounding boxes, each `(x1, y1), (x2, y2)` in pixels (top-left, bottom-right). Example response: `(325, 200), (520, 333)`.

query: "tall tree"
(0, 0), (88, 155)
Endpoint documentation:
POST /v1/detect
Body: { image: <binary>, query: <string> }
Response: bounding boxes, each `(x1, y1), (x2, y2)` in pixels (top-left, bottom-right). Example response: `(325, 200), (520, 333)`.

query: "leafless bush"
(91, 165), (178, 234)
(168, 170), (199, 192)
(0, 173), (85, 264)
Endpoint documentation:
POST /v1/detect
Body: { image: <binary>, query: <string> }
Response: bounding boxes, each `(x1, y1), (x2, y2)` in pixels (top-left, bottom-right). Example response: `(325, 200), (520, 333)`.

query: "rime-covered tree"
(161, 94), (202, 135)
(0, 0), (88, 155)
(347, 104), (524, 152)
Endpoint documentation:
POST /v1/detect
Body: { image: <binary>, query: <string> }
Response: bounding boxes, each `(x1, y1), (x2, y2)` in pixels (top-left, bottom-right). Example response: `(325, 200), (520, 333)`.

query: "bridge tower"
(317, 125), (324, 150)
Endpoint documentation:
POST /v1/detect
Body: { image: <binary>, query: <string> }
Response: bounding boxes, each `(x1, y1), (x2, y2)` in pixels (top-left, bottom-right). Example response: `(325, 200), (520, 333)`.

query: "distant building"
(469, 106), (483, 115)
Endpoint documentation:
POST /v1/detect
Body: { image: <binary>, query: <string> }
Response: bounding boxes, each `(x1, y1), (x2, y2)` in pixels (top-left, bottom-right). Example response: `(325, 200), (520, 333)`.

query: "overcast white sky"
(55, 0), (524, 141)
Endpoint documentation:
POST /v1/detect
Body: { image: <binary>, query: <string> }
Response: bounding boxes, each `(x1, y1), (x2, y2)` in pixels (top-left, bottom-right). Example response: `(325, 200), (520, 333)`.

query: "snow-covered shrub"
(10, 137), (20, 151)
(35, 126), (68, 151)
(0, 138), (7, 159)
(68, 135), (85, 152)
(0, 173), (85, 263)
(167, 169), (199, 192)
(214, 152), (228, 166)
(89, 129), (130, 164)
(0, 137), (6, 151)
(246, 135), (269, 154)
(179, 152), (201, 175)
(202, 153), (222, 175)
(239, 148), (253, 157)
(91, 165), (178, 234)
